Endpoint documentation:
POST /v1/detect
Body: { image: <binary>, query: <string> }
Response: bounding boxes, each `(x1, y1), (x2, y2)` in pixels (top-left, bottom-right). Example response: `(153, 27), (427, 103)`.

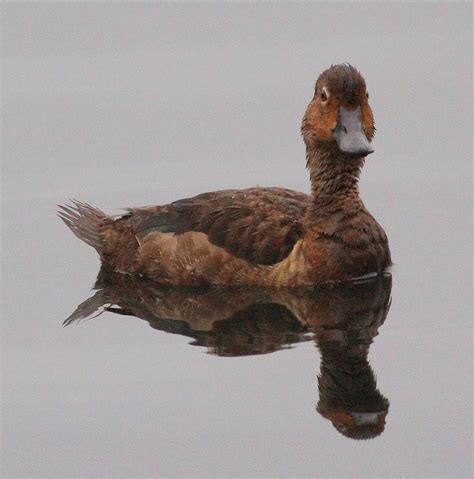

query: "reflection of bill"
(66, 269), (392, 440)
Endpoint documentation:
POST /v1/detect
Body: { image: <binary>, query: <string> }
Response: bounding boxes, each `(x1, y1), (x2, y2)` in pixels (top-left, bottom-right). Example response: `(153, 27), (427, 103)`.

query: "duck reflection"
(66, 269), (392, 440)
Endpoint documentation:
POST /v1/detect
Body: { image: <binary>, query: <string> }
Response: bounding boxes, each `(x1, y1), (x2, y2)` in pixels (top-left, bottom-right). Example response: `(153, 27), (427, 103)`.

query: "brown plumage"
(59, 64), (391, 286)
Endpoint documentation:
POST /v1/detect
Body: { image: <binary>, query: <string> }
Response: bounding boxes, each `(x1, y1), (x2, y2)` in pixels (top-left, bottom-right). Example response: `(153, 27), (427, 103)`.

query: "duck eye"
(366, 91), (369, 99)
(320, 87), (329, 103)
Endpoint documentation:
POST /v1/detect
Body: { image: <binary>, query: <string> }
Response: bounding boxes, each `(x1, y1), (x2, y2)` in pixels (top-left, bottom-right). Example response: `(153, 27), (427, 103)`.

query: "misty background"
(2, 3), (472, 478)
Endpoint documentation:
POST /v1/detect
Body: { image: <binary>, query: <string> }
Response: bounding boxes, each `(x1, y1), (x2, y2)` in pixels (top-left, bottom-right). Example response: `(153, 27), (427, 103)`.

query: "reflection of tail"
(57, 200), (110, 255)
(63, 289), (109, 326)
(63, 267), (120, 326)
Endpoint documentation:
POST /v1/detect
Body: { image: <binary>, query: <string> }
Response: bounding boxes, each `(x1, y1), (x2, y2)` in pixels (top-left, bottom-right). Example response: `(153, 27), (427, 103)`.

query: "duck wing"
(125, 187), (310, 265)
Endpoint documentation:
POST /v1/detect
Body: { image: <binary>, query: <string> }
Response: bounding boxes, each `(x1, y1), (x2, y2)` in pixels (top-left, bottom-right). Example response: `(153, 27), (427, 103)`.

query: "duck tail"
(57, 200), (111, 255)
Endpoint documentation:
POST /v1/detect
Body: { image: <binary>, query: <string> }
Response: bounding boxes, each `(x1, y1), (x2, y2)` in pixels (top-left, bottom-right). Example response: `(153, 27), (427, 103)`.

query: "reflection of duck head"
(316, 331), (389, 440)
(66, 268), (392, 439)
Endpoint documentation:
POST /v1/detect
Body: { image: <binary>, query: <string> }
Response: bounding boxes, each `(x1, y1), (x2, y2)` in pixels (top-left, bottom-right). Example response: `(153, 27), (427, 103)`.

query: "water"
(2, 4), (472, 478)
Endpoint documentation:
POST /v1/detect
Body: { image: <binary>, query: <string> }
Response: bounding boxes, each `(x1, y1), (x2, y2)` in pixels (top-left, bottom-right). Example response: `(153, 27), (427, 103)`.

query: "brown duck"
(59, 64), (391, 286)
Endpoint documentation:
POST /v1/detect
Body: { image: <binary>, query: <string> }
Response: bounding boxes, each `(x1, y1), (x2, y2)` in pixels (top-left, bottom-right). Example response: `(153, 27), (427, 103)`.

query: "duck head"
(302, 64), (375, 158)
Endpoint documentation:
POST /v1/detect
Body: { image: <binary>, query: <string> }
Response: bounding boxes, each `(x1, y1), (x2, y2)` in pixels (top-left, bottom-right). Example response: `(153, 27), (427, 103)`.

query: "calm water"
(2, 4), (472, 478)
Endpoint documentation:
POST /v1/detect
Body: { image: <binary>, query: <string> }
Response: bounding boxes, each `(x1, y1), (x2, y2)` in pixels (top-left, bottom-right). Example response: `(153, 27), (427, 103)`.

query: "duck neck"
(306, 147), (364, 210)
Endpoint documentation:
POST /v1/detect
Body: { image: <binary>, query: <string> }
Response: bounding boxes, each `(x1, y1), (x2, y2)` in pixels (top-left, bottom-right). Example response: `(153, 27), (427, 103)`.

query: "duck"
(59, 64), (391, 287)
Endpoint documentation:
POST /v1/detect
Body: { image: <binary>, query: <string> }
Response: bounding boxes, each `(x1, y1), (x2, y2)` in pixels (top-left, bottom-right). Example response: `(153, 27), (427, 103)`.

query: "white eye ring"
(320, 86), (330, 103)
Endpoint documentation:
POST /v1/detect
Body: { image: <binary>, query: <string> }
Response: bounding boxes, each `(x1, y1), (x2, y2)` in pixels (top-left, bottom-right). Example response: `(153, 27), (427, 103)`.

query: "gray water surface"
(2, 3), (472, 478)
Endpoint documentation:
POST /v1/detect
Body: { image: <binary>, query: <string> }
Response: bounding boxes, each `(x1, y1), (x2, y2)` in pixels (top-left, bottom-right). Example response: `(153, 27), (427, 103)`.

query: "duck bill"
(334, 106), (374, 157)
